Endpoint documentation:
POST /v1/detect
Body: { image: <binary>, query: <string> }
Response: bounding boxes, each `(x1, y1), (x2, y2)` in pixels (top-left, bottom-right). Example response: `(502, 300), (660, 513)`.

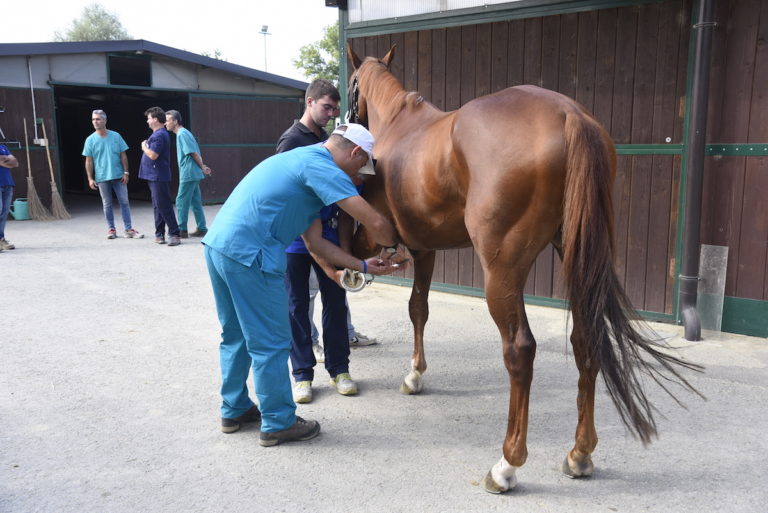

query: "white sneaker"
(330, 373), (358, 396)
(349, 333), (377, 346)
(293, 381), (313, 403)
(312, 342), (325, 363)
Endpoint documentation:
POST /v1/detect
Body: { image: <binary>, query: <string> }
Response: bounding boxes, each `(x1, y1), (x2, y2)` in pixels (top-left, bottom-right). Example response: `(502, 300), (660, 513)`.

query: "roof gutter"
(679, 0), (716, 341)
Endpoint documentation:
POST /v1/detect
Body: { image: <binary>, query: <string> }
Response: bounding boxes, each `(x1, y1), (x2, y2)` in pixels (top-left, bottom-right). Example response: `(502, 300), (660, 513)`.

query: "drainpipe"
(679, 0), (716, 341)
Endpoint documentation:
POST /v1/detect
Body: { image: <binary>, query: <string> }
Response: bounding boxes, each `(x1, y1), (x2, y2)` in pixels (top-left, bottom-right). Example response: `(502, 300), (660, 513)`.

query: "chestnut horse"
(348, 45), (701, 493)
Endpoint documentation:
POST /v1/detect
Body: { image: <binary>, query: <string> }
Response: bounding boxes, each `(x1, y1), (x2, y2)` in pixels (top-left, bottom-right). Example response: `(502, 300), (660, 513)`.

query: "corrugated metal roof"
(0, 39), (308, 92)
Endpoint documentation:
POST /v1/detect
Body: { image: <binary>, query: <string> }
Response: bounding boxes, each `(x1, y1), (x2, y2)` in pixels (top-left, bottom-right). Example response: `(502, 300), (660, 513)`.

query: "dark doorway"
(53, 85), (188, 201)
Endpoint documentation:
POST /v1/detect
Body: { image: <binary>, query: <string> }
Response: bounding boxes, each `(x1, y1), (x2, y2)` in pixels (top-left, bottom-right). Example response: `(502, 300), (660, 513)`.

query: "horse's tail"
(560, 111), (702, 444)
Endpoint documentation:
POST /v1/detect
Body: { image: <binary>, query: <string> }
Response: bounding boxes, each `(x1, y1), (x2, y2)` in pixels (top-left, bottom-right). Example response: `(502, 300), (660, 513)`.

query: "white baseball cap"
(332, 123), (376, 175)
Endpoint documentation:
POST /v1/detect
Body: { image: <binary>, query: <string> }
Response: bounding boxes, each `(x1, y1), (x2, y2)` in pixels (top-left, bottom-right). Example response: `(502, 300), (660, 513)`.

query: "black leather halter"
(347, 75), (361, 125)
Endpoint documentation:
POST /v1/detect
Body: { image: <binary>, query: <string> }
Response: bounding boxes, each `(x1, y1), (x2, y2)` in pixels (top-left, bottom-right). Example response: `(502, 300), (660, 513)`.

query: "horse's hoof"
(561, 455), (594, 478)
(400, 370), (423, 394)
(482, 469), (517, 494)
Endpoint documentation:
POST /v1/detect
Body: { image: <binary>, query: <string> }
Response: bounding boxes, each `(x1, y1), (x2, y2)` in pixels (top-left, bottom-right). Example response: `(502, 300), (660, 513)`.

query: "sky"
(4, 0), (340, 82)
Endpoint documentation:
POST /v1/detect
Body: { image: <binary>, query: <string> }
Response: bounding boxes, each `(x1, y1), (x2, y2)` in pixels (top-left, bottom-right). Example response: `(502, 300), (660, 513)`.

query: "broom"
(40, 120), (70, 219)
(23, 118), (53, 220)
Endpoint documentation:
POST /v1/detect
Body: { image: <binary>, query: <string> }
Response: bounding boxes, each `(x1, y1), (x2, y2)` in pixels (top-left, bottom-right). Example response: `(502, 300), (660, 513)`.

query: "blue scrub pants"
(147, 180), (180, 238)
(176, 180), (207, 232)
(285, 252), (350, 382)
(204, 245), (296, 432)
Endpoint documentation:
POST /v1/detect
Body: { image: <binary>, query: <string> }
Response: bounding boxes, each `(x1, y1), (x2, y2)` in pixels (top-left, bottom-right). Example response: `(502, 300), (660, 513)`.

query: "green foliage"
(292, 21), (339, 84)
(201, 49), (227, 61)
(54, 3), (131, 42)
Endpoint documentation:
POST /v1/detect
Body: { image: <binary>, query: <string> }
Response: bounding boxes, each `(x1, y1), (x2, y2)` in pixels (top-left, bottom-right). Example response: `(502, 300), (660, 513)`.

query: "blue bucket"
(10, 198), (30, 221)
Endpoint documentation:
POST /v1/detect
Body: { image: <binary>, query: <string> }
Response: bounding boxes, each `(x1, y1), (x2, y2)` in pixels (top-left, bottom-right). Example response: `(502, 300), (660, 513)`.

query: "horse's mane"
(358, 59), (417, 123)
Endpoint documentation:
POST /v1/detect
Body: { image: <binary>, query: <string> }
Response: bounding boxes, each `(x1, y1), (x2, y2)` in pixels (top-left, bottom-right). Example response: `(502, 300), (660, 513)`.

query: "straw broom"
(22, 118), (53, 220)
(40, 121), (70, 220)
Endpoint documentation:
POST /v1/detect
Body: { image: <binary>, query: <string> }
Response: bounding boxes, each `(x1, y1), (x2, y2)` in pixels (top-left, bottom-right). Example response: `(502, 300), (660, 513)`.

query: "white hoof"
(400, 369), (423, 394)
(483, 456), (518, 494)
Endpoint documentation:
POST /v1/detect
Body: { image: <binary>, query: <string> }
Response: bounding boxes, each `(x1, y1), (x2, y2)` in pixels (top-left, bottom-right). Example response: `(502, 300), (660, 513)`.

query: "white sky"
(4, 0), (340, 82)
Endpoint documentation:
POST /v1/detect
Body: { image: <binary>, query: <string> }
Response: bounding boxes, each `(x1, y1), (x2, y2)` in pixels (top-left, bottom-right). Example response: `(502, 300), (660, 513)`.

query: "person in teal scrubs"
(164, 110), (210, 238)
(202, 124), (409, 446)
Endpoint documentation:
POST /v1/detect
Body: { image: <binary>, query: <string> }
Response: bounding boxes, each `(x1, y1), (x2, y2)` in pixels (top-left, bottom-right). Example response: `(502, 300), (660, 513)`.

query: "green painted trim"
(189, 92), (303, 101)
(345, 0), (663, 37)
(706, 143), (768, 156)
(722, 297), (768, 338)
(199, 143), (275, 149)
(375, 277), (676, 323)
(615, 144), (683, 155)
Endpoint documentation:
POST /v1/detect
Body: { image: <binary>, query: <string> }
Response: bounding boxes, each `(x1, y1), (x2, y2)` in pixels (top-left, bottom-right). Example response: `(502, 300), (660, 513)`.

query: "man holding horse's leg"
(203, 123), (409, 446)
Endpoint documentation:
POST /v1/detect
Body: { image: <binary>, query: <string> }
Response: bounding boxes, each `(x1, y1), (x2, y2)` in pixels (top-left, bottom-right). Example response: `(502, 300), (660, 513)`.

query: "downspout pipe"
(679, 0), (716, 341)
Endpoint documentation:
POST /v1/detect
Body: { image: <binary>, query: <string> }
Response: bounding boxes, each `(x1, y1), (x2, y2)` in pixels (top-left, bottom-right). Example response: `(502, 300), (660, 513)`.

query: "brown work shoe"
(221, 405), (262, 434)
(258, 416), (320, 447)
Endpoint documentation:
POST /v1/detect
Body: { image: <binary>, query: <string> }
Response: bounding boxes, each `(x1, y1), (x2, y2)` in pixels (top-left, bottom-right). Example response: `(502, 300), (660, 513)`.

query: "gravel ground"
(2, 198), (767, 513)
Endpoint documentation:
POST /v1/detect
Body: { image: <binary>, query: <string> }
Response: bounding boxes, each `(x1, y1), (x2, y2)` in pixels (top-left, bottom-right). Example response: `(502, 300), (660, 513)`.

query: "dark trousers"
(147, 180), (179, 237)
(285, 252), (349, 382)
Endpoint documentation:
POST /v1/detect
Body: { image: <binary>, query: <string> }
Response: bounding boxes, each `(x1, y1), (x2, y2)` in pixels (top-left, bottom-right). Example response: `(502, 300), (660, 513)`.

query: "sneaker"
(168, 236), (181, 246)
(312, 343), (325, 363)
(330, 372), (358, 396)
(155, 235), (166, 244)
(179, 230), (189, 239)
(107, 229), (117, 239)
(258, 416), (320, 447)
(190, 229), (208, 237)
(221, 405), (262, 434)
(125, 229), (144, 239)
(293, 381), (313, 404)
(0, 238), (15, 250)
(349, 333), (377, 346)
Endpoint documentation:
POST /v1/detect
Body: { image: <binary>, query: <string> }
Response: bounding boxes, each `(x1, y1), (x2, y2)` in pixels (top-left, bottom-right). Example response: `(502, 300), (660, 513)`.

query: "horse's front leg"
(400, 250), (436, 394)
(482, 271), (536, 494)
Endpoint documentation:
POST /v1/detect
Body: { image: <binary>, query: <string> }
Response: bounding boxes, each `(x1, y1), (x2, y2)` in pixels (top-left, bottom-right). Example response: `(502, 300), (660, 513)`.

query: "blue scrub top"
(203, 144), (359, 274)
(81, 131), (129, 182)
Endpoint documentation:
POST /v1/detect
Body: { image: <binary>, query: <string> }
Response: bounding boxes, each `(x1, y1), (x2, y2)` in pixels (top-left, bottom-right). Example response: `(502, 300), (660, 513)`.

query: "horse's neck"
(366, 72), (443, 130)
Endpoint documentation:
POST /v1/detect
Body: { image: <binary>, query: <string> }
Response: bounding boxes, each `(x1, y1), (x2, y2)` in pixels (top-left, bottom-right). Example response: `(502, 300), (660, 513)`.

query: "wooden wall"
(349, 0), (692, 314)
(190, 95), (303, 202)
(701, 0), (768, 301)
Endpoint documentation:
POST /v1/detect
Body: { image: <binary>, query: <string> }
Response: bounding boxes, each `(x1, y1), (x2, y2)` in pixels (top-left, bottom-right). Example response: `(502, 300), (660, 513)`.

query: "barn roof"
(0, 39), (308, 91)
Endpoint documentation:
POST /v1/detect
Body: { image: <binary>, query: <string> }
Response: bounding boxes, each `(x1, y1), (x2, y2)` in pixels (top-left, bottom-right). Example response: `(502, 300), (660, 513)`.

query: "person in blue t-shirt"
(82, 110), (143, 240)
(164, 110), (211, 238)
(202, 123), (409, 446)
(0, 144), (19, 251)
(139, 107), (181, 246)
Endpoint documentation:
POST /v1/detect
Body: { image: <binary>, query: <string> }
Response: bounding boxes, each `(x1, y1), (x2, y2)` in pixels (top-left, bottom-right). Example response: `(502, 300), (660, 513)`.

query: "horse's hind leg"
(480, 264), (537, 494)
(563, 322), (599, 477)
(401, 250), (436, 394)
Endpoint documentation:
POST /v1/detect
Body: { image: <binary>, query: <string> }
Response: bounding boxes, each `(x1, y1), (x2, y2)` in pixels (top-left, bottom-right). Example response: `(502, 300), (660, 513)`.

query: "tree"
(293, 21), (339, 84)
(54, 3), (131, 42)
(201, 49), (227, 61)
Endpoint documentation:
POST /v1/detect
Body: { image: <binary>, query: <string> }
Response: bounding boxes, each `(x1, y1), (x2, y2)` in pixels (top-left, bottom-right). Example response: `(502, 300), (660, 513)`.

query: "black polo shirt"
(275, 120), (328, 154)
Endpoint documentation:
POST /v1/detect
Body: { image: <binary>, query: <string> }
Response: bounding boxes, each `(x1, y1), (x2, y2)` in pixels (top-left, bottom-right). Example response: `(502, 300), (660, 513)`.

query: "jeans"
(0, 185), (12, 239)
(147, 180), (179, 237)
(96, 179), (132, 231)
(307, 267), (357, 342)
(176, 180), (207, 232)
(285, 252), (349, 382)
(204, 245), (296, 432)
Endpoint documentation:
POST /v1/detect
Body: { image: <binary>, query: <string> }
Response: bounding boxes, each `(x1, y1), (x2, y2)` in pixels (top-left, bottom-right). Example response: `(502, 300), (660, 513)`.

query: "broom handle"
(23, 118), (33, 179)
(40, 121), (56, 182)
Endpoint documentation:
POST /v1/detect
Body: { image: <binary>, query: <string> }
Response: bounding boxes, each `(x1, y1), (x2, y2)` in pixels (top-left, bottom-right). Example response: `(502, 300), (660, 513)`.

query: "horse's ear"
(347, 42), (362, 70)
(381, 45), (396, 68)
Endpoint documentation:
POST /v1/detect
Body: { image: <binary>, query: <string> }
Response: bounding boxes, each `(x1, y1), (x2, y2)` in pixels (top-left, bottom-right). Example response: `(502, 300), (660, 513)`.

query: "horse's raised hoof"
(561, 455), (594, 479)
(399, 370), (423, 394)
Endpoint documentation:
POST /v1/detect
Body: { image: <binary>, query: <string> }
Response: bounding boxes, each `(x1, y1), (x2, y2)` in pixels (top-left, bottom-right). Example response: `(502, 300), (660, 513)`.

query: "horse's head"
(346, 43), (396, 127)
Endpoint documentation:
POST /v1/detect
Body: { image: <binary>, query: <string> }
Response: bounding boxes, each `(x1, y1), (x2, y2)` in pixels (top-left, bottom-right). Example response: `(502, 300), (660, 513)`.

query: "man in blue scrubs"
(203, 124), (408, 446)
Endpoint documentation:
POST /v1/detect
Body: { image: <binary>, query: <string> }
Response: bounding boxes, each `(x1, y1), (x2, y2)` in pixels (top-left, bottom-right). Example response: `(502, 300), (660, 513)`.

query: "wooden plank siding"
(701, 0), (768, 301)
(189, 95), (302, 202)
(349, 1), (692, 314)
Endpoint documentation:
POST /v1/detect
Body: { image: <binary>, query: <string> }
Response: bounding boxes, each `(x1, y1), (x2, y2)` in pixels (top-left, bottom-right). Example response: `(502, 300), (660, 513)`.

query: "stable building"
(335, 0), (767, 337)
(0, 39), (307, 204)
